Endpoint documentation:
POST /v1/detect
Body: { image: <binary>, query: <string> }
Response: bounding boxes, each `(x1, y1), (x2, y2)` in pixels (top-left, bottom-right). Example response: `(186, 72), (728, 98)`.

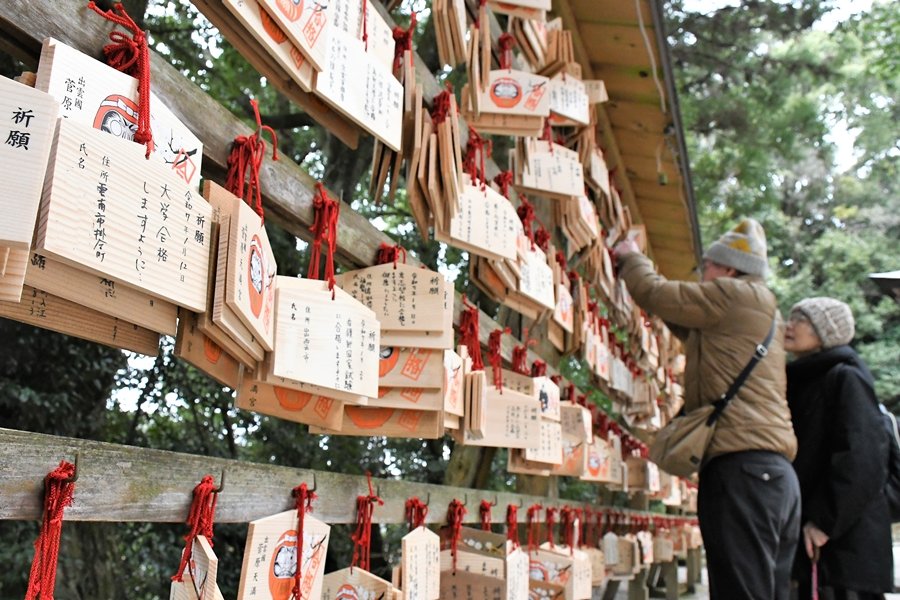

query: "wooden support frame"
(0, 427), (663, 525)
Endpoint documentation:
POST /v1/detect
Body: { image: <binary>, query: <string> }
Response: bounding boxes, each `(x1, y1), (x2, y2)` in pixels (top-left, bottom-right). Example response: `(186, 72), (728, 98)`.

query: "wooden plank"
(589, 63), (662, 103)
(577, 23), (658, 69)
(621, 154), (682, 186)
(606, 99), (671, 134)
(566, 0), (653, 27)
(631, 179), (683, 204)
(0, 285), (159, 355)
(0, 427), (670, 524)
(614, 129), (669, 160)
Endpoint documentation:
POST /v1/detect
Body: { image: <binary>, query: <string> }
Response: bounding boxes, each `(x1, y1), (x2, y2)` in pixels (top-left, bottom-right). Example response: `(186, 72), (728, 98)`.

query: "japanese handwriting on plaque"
(401, 526), (441, 599)
(548, 74), (590, 126)
(36, 119), (212, 311)
(35, 38), (204, 188)
(237, 509), (330, 600)
(439, 182), (520, 263)
(0, 75), (59, 250)
(271, 277), (380, 399)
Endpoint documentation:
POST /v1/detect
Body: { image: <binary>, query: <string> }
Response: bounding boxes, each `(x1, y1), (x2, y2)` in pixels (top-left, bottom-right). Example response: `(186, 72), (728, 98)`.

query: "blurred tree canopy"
(0, 0), (897, 597)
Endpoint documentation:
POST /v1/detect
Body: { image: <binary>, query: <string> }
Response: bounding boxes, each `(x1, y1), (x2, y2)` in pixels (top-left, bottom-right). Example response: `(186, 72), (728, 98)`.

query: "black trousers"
(699, 450), (801, 600)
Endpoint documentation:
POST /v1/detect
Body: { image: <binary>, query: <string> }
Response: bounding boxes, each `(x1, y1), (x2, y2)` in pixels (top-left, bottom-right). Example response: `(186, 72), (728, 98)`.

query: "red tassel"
(498, 32), (516, 70)
(87, 2), (153, 158)
(375, 242), (407, 268)
(172, 475), (219, 582)
(405, 496), (429, 531)
(493, 170), (514, 199)
(429, 90), (453, 125)
(479, 500), (493, 531)
(446, 499), (468, 574)
(545, 506), (557, 548)
(463, 127), (492, 190)
(351, 472), (383, 572)
(506, 504), (520, 549)
(392, 11), (417, 74)
(225, 99), (278, 222)
(516, 194), (536, 249)
(511, 345), (529, 376)
(291, 483), (317, 600)
(526, 504), (542, 554)
(488, 328), (508, 391)
(308, 183), (340, 298)
(459, 297), (485, 371)
(25, 461), (76, 600)
(531, 360), (547, 378)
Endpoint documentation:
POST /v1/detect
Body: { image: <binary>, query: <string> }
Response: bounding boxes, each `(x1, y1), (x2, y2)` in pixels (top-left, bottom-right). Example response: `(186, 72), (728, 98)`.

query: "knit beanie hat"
(790, 297), (855, 349)
(702, 218), (768, 276)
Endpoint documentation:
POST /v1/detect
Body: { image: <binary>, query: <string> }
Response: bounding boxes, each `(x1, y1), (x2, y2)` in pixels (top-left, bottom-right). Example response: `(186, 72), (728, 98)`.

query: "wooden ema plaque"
(401, 526), (441, 600)
(499, 370), (561, 422)
(321, 567), (400, 600)
(538, 544), (592, 600)
(611, 536), (640, 577)
(373, 386), (443, 411)
(36, 38), (204, 190)
(443, 348), (467, 418)
(528, 547), (573, 598)
(236, 374), (345, 430)
(0, 285), (159, 355)
(336, 263), (454, 350)
(458, 386), (540, 449)
(0, 248), (28, 302)
(206, 182), (277, 350)
(270, 276), (380, 399)
(255, 0), (330, 72)
(548, 74), (590, 126)
(171, 535), (222, 600)
(36, 119), (213, 311)
(524, 418), (563, 465)
(587, 149), (610, 198)
(314, 24), (403, 151)
(507, 448), (551, 476)
(439, 528), (529, 600)
(552, 283), (574, 334)
(26, 251), (178, 335)
(174, 311), (243, 389)
(379, 346), (444, 390)
(328, 0), (394, 72)
(551, 403), (591, 477)
(436, 180), (521, 263)
(584, 80), (609, 105)
(487, 0), (550, 17)
(309, 404), (444, 438)
(474, 70), (550, 118)
(0, 76), (58, 252)
(514, 139), (584, 201)
(626, 457), (661, 493)
(579, 436), (613, 483)
(517, 246), (555, 312)
(237, 509), (330, 600)
(223, 0), (315, 93)
(201, 198), (265, 363)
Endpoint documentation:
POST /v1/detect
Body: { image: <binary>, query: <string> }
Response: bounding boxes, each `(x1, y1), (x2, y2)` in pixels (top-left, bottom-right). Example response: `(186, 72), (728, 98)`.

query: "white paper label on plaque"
(401, 526), (441, 600)
(337, 263), (447, 332)
(584, 80), (609, 104)
(449, 184), (521, 262)
(507, 547), (530, 600)
(517, 139), (584, 199)
(549, 75), (590, 125)
(36, 38), (204, 189)
(524, 418), (562, 464)
(578, 195), (600, 238)
(315, 27), (403, 151)
(37, 119), (212, 311)
(0, 76), (59, 249)
(271, 277), (380, 398)
(518, 247), (555, 310)
(237, 510), (330, 600)
(328, 0), (395, 72)
(256, 0), (330, 71)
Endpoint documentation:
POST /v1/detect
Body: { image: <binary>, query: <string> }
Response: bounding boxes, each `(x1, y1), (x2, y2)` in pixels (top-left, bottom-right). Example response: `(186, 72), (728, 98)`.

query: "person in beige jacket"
(614, 218), (799, 600)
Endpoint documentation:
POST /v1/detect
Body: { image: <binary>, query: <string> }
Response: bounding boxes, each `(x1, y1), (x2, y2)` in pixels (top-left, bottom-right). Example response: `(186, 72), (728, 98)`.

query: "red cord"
(446, 499), (468, 574)
(511, 345), (529, 376)
(24, 461), (76, 600)
(526, 504), (542, 554)
(488, 328), (508, 391)
(87, 2), (154, 158)
(545, 507), (557, 548)
(493, 170), (514, 199)
(429, 90), (452, 125)
(172, 475), (219, 582)
(534, 226), (551, 252)
(405, 497), (429, 531)
(291, 483), (317, 600)
(506, 504), (520, 549)
(459, 296), (485, 371)
(351, 472), (384, 572)
(392, 11), (417, 74)
(360, 0), (368, 50)
(498, 33), (516, 70)
(308, 183), (340, 298)
(479, 500), (493, 531)
(463, 128), (492, 190)
(375, 242), (407, 269)
(225, 99), (278, 222)
(560, 507), (575, 555)
(516, 194), (536, 250)
(531, 360), (547, 378)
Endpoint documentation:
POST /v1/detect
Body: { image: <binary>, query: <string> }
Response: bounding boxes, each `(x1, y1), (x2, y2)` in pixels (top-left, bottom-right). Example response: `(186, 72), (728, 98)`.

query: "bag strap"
(706, 316), (777, 426)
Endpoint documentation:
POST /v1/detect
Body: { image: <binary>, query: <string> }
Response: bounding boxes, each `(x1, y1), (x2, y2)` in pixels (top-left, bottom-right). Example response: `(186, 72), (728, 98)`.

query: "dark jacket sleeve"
(617, 252), (729, 330)
(806, 364), (889, 539)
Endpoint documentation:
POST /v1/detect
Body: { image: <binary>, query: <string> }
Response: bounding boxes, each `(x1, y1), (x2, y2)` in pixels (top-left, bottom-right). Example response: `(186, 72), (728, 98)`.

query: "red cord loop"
(392, 11), (417, 73)
(375, 242), (407, 268)
(511, 345), (529, 376)
(531, 360), (547, 378)
(25, 461), (76, 600)
(526, 504), (542, 554)
(87, 2), (154, 157)
(291, 483), (317, 600)
(488, 328), (509, 391)
(429, 90), (453, 125)
(516, 195), (536, 250)
(463, 127), (492, 190)
(479, 500), (493, 531)
(459, 296), (485, 371)
(351, 472), (384, 572)
(308, 183), (340, 298)
(506, 504), (520, 549)
(446, 499), (468, 574)
(498, 32), (516, 70)
(226, 99), (278, 222)
(405, 496), (429, 531)
(493, 170), (514, 199)
(172, 475), (219, 583)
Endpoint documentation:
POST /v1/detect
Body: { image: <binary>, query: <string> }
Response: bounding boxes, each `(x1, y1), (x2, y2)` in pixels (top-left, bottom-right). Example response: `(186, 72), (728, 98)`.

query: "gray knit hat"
(702, 218), (768, 276)
(790, 297), (855, 349)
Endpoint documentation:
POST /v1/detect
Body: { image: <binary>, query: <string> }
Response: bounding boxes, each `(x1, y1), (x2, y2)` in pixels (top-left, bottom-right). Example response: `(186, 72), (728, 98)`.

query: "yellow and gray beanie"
(703, 218), (768, 277)
(790, 297), (855, 349)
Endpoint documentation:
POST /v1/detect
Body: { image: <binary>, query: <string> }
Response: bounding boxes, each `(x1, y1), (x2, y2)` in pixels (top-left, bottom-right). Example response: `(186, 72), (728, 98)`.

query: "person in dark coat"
(785, 297), (892, 599)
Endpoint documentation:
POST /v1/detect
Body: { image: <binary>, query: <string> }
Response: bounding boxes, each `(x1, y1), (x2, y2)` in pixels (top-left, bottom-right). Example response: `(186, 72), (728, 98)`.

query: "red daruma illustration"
(379, 347), (400, 377)
(261, 6), (288, 42)
(490, 78), (523, 109)
(274, 386), (312, 411)
(247, 234), (267, 318)
(93, 94), (142, 143)
(276, 0), (304, 21)
(269, 531), (299, 599)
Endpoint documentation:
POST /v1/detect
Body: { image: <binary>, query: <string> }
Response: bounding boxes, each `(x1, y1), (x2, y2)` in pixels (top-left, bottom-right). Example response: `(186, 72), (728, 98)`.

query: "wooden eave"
(553, 0), (702, 280)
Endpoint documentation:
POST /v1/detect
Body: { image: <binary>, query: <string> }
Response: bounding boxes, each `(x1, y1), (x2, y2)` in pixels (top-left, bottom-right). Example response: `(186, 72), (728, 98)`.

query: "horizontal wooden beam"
(606, 100), (671, 134)
(569, 0), (653, 27)
(575, 23), (658, 69)
(0, 428), (670, 524)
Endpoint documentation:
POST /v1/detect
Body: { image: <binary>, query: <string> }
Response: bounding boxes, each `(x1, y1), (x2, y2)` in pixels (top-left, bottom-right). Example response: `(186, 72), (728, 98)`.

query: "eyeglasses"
(787, 313), (810, 325)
